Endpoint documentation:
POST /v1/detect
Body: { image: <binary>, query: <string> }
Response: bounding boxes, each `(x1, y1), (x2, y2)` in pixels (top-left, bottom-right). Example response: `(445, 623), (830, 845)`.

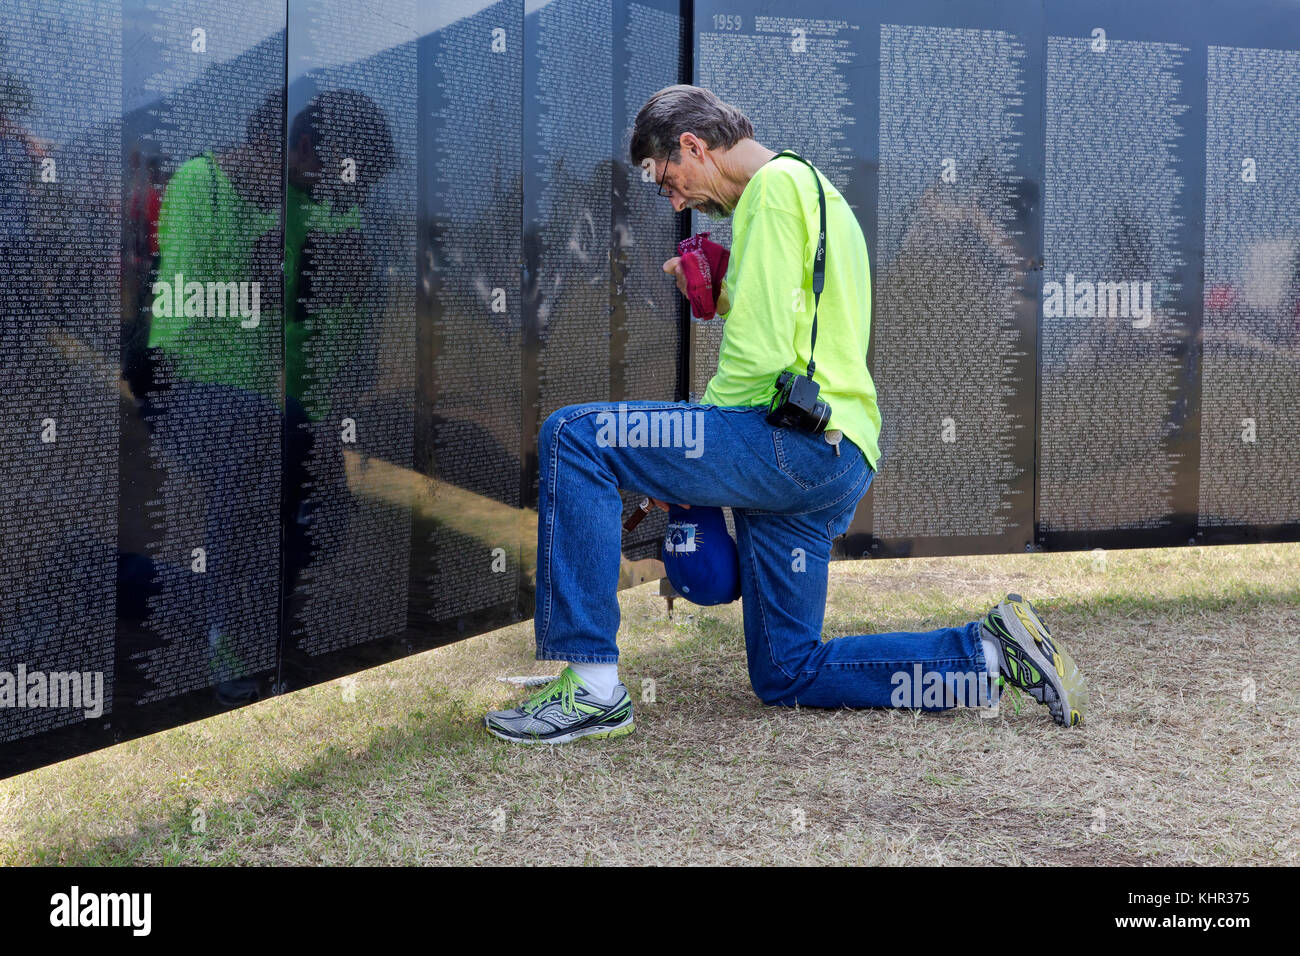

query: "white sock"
(567, 661), (619, 700)
(982, 636), (1003, 678)
(981, 635), (1004, 705)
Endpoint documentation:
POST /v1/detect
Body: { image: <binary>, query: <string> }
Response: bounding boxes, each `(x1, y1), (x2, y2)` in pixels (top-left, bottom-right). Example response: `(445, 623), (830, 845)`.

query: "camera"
(766, 370), (831, 433)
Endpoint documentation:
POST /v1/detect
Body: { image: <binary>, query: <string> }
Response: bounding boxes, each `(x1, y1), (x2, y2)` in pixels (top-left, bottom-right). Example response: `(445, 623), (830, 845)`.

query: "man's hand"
(624, 496), (690, 532)
(664, 255), (730, 315)
(649, 498), (689, 512)
(663, 256), (689, 299)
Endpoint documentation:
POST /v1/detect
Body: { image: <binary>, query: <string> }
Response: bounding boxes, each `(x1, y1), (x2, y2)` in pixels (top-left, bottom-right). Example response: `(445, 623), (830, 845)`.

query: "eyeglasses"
(656, 153), (674, 197)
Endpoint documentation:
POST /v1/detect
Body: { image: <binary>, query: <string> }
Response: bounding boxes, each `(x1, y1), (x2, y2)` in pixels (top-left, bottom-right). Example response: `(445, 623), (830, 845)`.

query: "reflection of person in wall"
(281, 89), (395, 617)
(123, 151), (165, 397)
(484, 86), (1089, 744)
(144, 92), (285, 705)
(878, 165), (1024, 460)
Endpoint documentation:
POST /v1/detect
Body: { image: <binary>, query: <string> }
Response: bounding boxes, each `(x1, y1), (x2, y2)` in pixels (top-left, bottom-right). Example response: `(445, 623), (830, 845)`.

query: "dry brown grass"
(2, 542), (1297, 865)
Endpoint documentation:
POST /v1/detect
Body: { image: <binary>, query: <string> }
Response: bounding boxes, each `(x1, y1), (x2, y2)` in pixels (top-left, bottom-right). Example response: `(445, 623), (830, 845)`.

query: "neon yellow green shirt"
(149, 153), (361, 421)
(702, 154), (882, 469)
(284, 183), (362, 422)
(148, 153), (279, 394)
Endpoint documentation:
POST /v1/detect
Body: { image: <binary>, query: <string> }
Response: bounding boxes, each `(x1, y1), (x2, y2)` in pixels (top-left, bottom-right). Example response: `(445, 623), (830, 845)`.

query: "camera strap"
(771, 150), (826, 380)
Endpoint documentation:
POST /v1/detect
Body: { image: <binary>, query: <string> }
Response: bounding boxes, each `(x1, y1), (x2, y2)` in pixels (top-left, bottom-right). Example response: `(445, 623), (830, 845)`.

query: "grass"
(2, 541), (1297, 865)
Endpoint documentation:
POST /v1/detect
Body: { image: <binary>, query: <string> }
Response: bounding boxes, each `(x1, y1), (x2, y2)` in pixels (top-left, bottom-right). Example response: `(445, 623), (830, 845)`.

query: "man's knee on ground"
(746, 651), (814, 706)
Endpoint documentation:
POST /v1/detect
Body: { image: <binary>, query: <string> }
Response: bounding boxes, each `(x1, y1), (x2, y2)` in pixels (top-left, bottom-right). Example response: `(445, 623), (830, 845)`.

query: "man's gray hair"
(629, 85), (754, 166)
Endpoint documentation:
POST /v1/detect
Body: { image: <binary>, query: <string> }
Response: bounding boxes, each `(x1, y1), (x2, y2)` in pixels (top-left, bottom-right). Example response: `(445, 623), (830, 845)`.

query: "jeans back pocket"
(771, 427), (860, 491)
(826, 466), (874, 539)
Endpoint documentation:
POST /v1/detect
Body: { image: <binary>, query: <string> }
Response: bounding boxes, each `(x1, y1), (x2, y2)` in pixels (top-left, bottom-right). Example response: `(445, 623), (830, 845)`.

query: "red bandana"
(676, 232), (730, 320)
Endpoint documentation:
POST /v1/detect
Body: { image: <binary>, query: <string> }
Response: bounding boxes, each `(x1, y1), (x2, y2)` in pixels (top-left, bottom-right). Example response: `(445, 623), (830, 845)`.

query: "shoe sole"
(483, 716), (636, 745)
(999, 593), (1088, 727)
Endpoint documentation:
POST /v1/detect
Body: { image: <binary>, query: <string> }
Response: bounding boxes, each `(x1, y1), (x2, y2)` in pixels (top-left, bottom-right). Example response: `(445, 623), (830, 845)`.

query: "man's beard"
(694, 199), (730, 219)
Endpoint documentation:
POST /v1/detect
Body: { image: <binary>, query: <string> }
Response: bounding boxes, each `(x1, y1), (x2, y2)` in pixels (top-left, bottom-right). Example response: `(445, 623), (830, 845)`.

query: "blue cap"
(661, 505), (741, 606)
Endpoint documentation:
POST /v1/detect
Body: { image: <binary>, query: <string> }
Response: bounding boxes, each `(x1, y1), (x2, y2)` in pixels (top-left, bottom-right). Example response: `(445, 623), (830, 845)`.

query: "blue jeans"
(535, 401), (990, 708)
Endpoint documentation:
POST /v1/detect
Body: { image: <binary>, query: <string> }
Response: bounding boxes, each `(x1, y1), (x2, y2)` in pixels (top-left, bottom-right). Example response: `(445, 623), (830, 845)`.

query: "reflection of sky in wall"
(289, 0), (418, 81)
(287, 1), (420, 237)
(286, 0), (524, 91)
(422, 0), (515, 46)
(427, 0), (503, 32)
(121, 0), (285, 112)
(1, 1), (121, 139)
(286, 1), (506, 82)
(1, 0), (542, 144)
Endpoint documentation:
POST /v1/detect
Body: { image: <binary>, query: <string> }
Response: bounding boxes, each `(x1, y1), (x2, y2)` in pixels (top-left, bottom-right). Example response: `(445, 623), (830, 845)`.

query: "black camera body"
(766, 370), (831, 434)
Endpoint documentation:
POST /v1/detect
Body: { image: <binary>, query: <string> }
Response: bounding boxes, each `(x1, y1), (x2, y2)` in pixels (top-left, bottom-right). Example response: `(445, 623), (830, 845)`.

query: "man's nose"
(670, 194), (687, 213)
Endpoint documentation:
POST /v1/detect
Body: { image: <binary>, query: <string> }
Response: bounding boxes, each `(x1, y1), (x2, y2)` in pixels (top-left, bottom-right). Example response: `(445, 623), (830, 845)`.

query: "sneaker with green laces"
(483, 667), (635, 744)
(981, 593), (1088, 728)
